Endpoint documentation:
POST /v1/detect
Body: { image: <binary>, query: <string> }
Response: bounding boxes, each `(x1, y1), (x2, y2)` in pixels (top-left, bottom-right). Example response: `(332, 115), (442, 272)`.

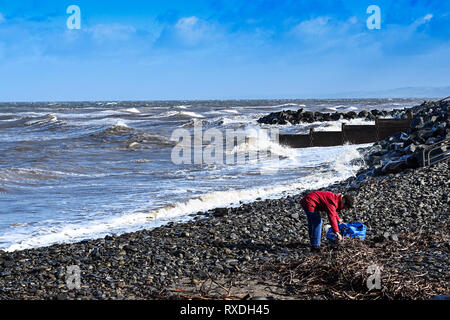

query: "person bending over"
(300, 191), (354, 252)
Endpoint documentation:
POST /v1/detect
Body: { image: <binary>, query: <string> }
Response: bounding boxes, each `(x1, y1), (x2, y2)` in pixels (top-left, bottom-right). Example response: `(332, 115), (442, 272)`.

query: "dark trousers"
(304, 210), (322, 247)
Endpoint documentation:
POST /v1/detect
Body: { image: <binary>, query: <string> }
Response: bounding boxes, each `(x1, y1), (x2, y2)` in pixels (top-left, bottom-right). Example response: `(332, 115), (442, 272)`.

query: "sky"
(0, 0), (449, 101)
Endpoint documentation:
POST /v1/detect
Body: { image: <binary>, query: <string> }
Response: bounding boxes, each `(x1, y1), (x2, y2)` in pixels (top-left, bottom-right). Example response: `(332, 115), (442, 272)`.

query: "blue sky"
(0, 0), (449, 101)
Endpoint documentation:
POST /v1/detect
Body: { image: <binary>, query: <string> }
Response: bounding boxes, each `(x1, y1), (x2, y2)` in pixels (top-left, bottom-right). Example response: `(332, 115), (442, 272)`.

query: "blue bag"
(326, 222), (367, 242)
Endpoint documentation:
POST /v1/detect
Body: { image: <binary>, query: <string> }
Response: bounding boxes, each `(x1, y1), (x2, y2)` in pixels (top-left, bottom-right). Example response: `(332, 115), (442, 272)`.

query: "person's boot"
(310, 246), (321, 253)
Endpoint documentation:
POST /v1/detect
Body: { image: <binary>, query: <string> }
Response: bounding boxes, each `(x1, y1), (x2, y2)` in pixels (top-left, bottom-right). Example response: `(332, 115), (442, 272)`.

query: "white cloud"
(423, 14), (433, 22)
(173, 16), (214, 46)
(410, 13), (433, 29)
(288, 16), (364, 48)
(289, 16), (361, 40)
(156, 16), (221, 48)
(175, 16), (200, 30)
(291, 17), (332, 36)
(285, 16), (381, 57)
(87, 24), (136, 42)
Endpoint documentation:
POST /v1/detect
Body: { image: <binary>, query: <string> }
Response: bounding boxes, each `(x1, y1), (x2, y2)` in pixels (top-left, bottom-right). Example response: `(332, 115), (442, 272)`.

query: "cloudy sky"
(0, 0), (449, 101)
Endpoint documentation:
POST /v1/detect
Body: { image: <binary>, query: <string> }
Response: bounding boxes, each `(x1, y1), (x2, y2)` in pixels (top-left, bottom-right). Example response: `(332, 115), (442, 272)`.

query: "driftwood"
(150, 229), (449, 300)
(258, 231), (449, 300)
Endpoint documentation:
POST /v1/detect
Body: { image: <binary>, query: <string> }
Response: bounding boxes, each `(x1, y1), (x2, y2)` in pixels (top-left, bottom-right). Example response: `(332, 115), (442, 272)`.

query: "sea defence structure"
(278, 112), (413, 148)
(276, 98), (449, 176)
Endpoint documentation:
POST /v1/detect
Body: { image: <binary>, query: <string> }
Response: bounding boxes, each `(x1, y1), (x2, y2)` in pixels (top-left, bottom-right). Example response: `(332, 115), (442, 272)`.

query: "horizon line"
(0, 96), (445, 104)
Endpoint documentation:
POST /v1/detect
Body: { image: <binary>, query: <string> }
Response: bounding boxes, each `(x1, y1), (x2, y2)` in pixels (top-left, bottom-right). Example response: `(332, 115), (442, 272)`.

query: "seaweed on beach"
(258, 230), (449, 300)
(152, 228), (449, 301)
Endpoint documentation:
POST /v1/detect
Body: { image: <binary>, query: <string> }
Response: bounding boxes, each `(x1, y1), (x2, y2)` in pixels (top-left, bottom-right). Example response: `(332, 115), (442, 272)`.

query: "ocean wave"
(222, 109), (240, 114)
(158, 110), (205, 119)
(181, 114), (255, 129)
(86, 121), (174, 148)
(0, 114), (19, 121)
(90, 121), (133, 138)
(131, 134), (175, 147)
(228, 127), (298, 160)
(335, 105), (358, 111)
(0, 166), (143, 186)
(179, 119), (209, 128)
(289, 118), (375, 134)
(0, 113), (63, 130)
(272, 103), (304, 108)
(181, 111), (204, 118)
(204, 109), (240, 116)
(22, 114), (60, 127)
(174, 105), (191, 109)
(116, 108), (141, 114)
(0, 167), (90, 185)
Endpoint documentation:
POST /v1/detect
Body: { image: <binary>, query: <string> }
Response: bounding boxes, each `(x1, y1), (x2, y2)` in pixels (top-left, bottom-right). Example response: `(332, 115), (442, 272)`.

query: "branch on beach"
(258, 230), (449, 300)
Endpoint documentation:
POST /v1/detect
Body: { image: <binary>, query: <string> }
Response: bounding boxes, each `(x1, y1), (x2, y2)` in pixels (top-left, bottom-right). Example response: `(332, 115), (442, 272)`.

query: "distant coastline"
(1, 86), (449, 103)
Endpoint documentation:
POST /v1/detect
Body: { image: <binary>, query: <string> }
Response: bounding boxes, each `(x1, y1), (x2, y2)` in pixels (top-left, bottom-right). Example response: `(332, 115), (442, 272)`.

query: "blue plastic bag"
(326, 222), (367, 242)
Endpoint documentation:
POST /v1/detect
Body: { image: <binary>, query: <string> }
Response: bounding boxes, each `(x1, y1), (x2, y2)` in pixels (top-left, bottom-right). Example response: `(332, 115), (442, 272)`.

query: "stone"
(411, 116), (425, 129)
(225, 259), (239, 266)
(389, 234), (399, 241)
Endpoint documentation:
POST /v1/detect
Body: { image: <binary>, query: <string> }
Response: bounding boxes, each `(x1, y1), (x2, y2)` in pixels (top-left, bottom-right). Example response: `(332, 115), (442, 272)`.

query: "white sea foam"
(23, 114), (59, 126)
(114, 120), (129, 128)
(159, 110), (179, 117)
(272, 103), (304, 108)
(292, 118), (375, 134)
(335, 105), (358, 111)
(159, 110), (204, 118)
(223, 109), (240, 114)
(181, 111), (204, 118)
(219, 115), (257, 127)
(229, 127), (298, 160)
(117, 107), (141, 114)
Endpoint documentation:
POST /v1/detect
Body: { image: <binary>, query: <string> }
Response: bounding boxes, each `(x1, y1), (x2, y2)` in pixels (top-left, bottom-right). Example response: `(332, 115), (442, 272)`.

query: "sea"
(0, 98), (422, 251)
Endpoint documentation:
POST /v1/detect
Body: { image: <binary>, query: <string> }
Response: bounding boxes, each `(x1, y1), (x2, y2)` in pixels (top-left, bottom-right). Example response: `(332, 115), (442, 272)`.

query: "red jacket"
(300, 191), (343, 233)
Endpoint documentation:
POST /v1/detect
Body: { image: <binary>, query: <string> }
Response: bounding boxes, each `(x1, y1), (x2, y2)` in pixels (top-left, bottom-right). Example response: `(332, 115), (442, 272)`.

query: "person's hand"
(336, 232), (343, 241)
(338, 218), (344, 224)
